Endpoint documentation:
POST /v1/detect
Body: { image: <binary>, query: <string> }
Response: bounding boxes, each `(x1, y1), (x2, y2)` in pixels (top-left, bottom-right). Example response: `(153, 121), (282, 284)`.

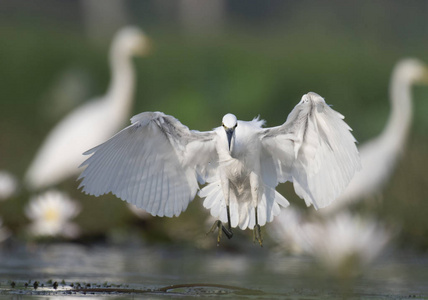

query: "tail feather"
(199, 181), (290, 230)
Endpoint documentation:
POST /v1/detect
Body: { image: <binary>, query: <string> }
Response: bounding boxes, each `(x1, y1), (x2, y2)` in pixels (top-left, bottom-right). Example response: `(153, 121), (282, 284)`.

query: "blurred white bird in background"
(24, 27), (151, 190)
(323, 59), (428, 214)
(41, 67), (93, 121)
(78, 92), (361, 245)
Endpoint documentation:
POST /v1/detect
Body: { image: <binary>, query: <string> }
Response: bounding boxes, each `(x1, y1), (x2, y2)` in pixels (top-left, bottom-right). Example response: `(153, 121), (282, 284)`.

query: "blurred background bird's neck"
(381, 74), (413, 155)
(106, 47), (136, 122)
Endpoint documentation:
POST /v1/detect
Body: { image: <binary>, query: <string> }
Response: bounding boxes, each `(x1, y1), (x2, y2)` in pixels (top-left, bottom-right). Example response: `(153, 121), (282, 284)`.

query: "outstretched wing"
(78, 111), (218, 217)
(261, 92), (361, 209)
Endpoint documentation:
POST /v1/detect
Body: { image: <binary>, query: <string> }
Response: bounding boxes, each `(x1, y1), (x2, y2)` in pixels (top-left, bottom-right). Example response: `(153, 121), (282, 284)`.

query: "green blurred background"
(0, 0), (427, 250)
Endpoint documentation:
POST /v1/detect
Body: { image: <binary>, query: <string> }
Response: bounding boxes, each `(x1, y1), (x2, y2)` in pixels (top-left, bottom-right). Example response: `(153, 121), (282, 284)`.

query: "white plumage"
(323, 58), (428, 213)
(78, 92), (361, 242)
(24, 27), (150, 190)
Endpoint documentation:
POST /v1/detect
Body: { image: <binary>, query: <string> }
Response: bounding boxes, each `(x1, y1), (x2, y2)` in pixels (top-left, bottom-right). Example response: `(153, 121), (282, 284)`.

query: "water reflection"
(0, 242), (427, 298)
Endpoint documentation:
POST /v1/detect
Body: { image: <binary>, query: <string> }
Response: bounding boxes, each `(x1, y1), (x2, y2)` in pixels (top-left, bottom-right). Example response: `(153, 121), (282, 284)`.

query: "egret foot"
(207, 220), (233, 245)
(253, 206), (263, 247)
(253, 224), (263, 247)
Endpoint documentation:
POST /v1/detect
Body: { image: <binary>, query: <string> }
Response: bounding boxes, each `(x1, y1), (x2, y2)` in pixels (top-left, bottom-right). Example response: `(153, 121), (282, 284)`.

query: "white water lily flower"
(270, 207), (305, 254)
(292, 212), (391, 278)
(25, 190), (81, 238)
(0, 171), (18, 200)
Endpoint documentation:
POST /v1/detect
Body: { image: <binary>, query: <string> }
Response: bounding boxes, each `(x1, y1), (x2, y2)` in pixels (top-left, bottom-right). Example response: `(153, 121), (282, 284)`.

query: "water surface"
(0, 242), (427, 299)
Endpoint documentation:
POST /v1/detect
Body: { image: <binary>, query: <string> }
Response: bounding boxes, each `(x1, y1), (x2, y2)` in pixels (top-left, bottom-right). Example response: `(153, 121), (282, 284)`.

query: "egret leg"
(207, 220), (223, 245)
(249, 172), (262, 247)
(207, 220), (233, 245)
(209, 171), (234, 245)
(253, 207), (263, 247)
(207, 206), (233, 246)
(225, 205), (233, 238)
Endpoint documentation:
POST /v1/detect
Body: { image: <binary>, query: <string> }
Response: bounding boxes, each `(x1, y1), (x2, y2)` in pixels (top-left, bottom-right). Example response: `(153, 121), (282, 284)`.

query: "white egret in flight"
(78, 92), (361, 245)
(323, 59), (428, 214)
(24, 27), (151, 190)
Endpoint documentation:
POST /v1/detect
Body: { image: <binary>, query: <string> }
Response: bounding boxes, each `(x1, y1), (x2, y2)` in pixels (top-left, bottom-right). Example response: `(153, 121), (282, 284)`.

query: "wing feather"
(79, 111), (217, 217)
(261, 92), (361, 209)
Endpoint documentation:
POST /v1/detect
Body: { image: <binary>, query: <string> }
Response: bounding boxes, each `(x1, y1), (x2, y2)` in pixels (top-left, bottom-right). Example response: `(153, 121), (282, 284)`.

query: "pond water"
(0, 242), (427, 299)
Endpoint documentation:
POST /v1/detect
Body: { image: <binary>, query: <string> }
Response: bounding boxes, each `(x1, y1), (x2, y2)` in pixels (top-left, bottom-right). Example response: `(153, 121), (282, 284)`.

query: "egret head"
(222, 113), (238, 151)
(112, 27), (152, 58)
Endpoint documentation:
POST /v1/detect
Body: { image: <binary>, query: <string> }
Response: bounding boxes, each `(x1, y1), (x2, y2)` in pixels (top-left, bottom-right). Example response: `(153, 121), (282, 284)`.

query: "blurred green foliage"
(0, 1), (427, 251)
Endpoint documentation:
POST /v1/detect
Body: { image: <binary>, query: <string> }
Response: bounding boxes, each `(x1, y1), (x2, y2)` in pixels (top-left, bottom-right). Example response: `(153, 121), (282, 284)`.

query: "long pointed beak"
(136, 37), (154, 56)
(226, 128), (234, 151)
(420, 69), (428, 85)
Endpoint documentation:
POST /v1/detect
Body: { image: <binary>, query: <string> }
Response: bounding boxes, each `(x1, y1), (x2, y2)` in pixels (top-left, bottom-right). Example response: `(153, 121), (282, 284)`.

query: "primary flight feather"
(78, 92), (361, 245)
